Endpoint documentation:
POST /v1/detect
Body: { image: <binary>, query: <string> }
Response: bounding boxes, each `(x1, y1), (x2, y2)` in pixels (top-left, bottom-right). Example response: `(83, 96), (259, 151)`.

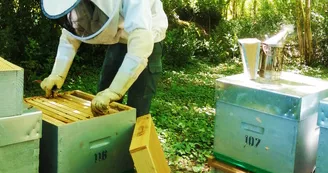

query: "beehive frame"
(129, 114), (170, 173)
(24, 90), (130, 125)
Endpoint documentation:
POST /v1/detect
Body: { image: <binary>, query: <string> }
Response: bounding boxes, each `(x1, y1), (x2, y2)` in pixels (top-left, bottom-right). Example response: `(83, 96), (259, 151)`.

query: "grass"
(24, 57), (328, 172)
(151, 59), (243, 172)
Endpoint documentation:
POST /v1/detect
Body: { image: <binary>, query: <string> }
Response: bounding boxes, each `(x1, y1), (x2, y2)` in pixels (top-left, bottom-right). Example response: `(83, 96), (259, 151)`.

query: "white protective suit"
(40, 0), (168, 115)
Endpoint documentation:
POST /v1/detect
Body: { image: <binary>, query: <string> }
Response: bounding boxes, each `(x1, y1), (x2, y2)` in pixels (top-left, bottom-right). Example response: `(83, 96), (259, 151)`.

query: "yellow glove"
(40, 75), (64, 97)
(91, 88), (120, 116)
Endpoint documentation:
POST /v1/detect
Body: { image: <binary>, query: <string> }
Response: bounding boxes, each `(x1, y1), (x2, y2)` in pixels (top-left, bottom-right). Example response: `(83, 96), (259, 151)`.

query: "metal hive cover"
(216, 72), (328, 120)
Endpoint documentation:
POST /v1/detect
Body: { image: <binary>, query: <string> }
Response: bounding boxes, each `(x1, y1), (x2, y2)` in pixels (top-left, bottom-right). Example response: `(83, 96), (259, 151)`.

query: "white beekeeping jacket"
(41, 0), (168, 97)
(56, 0), (168, 45)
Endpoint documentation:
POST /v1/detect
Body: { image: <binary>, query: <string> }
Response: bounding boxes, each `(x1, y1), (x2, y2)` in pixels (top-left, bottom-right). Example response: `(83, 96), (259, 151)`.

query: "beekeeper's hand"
(40, 31), (81, 98)
(40, 75), (64, 98)
(91, 89), (121, 116)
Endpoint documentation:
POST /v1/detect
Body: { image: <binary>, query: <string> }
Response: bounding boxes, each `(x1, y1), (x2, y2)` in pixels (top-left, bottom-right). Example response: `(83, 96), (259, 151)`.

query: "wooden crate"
(208, 156), (250, 173)
(0, 57), (24, 117)
(0, 107), (42, 173)
(24, 90), (136, 173)
(129, 114), (170, 173)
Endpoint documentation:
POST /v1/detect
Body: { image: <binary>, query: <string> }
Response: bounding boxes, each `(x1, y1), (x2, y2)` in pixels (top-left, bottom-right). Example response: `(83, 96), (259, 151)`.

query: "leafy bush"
(206, 21), (239, 63)
(311, 11), (328, 66)
(163, 0), (222, 31)
(163, 24), (201, 68)
(0, 1), (61, 69)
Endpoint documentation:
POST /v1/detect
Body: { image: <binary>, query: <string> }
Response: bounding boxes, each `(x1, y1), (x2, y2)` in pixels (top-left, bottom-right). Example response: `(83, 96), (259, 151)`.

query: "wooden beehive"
(24, 90), (136, 173)
(129, 114), (170, 173)
(0, 57), (24, 117)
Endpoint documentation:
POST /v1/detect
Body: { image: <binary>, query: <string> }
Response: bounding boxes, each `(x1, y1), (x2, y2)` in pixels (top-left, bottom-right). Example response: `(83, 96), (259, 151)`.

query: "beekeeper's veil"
(41, 0), (119, 39)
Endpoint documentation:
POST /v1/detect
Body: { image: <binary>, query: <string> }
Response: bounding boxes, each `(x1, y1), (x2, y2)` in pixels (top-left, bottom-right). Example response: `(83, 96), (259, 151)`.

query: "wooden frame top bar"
(24, 90), (133, 126)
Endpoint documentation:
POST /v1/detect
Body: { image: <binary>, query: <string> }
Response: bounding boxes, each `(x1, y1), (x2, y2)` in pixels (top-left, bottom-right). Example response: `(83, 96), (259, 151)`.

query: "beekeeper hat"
(41, 0), (81, 19)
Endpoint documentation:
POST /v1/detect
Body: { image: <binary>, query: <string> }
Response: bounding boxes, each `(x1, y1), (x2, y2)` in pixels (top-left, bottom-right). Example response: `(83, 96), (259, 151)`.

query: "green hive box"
(0, 107), (42, 173)
(25, 90), (136, 173)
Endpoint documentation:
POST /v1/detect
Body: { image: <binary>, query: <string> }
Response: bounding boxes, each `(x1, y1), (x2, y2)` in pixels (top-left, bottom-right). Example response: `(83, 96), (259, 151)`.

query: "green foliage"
(0, 0), (62, 94)
(149, 61), (242, 172)
(190, 0), (222, 31)
(271, 0), (296, 22)
(310, 9), (328, 66)
(163, 24), (201, 68)
(229, 2), (284, 40)
(254, 1), (284, 36)
(207, 21), (239, 63)
(0, 1), (61, 62)
(163, 0), (223, 31)
(162, 0), (303, 69)
(163, 19), (239, 68)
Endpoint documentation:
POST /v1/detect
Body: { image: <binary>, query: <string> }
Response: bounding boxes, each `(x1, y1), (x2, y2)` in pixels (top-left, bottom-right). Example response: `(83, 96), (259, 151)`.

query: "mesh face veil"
(43, 0), (109, 37)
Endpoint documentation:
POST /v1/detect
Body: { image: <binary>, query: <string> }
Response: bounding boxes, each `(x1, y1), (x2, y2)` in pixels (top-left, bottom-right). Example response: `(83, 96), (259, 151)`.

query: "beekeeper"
(39, 0), (168, 117)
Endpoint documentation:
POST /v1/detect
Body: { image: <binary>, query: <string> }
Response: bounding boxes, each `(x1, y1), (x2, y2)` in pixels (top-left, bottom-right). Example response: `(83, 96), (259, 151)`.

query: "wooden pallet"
(24, 90), (130, 126)
(129, 114), (171, 173)
(208, 156), (251, 173)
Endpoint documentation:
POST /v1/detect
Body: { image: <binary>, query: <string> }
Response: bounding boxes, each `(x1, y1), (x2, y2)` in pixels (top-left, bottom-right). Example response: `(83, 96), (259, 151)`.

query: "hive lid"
(216, 72), (328, 120)
(0, 57), (22, 71)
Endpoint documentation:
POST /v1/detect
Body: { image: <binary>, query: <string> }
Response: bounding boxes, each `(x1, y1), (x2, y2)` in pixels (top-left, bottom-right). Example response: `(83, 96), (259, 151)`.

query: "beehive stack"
(25, 90), (136, 173)
(0, 57), (42, 173)
(0, 57), (24, 117)
(315, 98), (328, 173)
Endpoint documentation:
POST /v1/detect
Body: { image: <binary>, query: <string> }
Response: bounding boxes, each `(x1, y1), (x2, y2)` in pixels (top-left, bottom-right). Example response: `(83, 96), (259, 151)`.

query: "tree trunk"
(253, 0), (257, 18)
(233, 0), (238, 18)
(296, 0), (305, 61)
(304, 0), (313, 64)
(229, 0), (237, 19)
(224, 0), (231, 19)
(241, 0), (246, 16)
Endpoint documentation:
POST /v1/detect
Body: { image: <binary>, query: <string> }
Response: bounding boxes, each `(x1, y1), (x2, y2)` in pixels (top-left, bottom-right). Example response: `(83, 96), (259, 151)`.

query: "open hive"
(24, 90), (129, 125)
(24, 90), (136, 173)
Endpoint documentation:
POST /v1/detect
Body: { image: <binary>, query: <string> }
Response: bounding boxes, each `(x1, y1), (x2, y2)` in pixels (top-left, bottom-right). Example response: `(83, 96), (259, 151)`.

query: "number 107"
(245, 135), (261, 147)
